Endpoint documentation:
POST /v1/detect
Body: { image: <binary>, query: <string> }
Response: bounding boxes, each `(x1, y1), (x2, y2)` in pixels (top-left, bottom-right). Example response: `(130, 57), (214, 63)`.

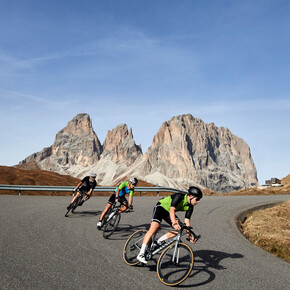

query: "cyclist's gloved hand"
(172, 222), (181, 231)
(115, 196), (119, 202)
(187, 235), (197, 244)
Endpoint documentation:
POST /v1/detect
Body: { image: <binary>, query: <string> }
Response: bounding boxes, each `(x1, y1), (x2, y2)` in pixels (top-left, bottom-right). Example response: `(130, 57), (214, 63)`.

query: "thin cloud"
(0, 89), (78, 109)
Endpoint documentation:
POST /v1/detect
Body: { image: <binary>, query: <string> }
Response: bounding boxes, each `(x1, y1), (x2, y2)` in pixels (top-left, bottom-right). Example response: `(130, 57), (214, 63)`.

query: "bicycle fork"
(172, 241), (180, 264)
(170, 232), (182, 264)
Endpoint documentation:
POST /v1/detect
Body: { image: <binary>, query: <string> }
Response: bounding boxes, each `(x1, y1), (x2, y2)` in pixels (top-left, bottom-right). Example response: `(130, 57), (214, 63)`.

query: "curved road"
(0, 194), (289, 289)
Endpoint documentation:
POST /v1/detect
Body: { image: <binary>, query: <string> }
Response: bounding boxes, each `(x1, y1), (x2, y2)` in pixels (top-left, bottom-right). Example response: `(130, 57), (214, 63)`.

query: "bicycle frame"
(146, 232), (180, 260)
(146, 225), (200, 261)
(104, 201), (126, 223)
(73, 189), (88, 203)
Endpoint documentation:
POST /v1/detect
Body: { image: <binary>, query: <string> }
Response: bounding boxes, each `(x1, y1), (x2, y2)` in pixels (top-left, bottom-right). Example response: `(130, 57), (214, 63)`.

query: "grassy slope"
(0, 163), (156, 196)
(241, 201), (290, 263)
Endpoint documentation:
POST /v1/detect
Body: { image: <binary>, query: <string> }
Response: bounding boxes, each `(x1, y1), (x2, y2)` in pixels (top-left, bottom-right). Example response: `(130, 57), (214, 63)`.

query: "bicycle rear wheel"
(123, 229), (147, 265)
(157, 242), (194, 286)
(103, 211), (121, 239)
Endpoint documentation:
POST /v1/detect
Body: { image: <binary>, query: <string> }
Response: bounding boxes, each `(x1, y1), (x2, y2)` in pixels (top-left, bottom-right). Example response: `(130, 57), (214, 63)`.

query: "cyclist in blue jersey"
(97, 177), (138, 229)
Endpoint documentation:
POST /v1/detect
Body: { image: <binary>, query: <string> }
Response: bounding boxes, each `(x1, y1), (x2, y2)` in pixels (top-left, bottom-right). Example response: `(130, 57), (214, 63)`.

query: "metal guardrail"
(0, 184), (186, 196)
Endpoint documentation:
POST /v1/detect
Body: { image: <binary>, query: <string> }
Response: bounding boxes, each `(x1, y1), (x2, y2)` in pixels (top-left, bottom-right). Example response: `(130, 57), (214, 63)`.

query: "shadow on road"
(65, 210), (102, 217)
(131, 249), (244, 287)
(100, 223), (151, 240)
(100, 223), (174, 241)
(178, 250), (244, 288)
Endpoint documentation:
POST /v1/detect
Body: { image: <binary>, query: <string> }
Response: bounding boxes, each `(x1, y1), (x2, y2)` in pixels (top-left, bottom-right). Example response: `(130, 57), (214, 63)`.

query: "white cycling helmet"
(90, 173), (97, 178)
(130, 177), (138, 185)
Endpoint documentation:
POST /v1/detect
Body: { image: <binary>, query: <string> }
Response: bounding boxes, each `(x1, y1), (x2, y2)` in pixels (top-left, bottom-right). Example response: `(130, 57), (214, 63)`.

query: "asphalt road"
(0, 194), (289, 290)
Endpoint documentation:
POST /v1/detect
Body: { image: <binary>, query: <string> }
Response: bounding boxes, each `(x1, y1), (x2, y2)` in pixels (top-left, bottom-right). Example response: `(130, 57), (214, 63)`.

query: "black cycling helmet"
(130, 177), (138, 185)
(188, 186), (203, 199)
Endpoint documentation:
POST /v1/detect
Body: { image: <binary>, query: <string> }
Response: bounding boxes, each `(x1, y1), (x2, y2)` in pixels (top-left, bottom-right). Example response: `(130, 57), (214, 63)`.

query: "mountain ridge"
(19, 113), (258, 192)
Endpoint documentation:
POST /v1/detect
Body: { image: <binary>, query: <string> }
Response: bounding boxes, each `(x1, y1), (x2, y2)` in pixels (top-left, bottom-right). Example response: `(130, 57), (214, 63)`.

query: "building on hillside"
(264, 177), (282, 187)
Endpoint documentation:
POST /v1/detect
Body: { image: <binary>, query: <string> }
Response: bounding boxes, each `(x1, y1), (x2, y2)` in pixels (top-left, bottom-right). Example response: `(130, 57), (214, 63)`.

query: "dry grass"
(241, 201), (290, 262)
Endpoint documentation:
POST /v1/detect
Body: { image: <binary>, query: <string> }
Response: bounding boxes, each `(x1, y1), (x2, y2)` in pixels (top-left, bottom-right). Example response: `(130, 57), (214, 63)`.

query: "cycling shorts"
(108, 193), (128, 207)
(151, 202), (177, 225)
(78, 187), (88, 194)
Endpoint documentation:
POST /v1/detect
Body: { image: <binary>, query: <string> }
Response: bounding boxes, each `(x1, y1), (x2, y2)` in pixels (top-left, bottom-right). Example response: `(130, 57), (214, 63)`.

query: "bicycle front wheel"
(65, 197), (79, 216)
(71, 196), (81, 213)
(103, 211), (121, 239)
(65, 207), (72, 217)
(123, 229), (147, 266)
(157, 242), (194, 286)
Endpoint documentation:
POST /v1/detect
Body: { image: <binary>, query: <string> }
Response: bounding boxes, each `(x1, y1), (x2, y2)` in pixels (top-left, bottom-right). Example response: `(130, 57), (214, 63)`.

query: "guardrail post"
(156, 184), (159, 197)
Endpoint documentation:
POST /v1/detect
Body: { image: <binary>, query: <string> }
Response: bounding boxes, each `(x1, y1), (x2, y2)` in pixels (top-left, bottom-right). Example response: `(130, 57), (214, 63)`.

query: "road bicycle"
(65, 189), (88, 217)
(123, 224), (200, 286)
(100, 201), (129, 239)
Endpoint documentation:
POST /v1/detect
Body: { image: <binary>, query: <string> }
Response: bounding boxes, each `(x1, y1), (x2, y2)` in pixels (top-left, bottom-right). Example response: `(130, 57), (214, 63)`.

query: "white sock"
(140, 244), (147, 255)
(157, 234), (168, 244)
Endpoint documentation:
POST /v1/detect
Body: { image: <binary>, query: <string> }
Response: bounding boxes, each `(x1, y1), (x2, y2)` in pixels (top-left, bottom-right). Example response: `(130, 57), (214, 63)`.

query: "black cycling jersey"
(79, 176), (96, 193)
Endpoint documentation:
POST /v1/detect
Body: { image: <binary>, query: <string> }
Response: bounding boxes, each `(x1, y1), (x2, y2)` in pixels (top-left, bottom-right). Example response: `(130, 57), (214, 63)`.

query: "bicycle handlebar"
(180, 224), (201, 241)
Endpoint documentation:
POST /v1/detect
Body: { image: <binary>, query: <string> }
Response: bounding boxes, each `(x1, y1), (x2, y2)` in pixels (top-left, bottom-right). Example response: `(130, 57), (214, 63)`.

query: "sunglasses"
(190, 196), (200, 202)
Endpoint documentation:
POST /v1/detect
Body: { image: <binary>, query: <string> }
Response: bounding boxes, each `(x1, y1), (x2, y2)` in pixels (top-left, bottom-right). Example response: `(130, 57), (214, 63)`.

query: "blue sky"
(1, 0), (289, 185)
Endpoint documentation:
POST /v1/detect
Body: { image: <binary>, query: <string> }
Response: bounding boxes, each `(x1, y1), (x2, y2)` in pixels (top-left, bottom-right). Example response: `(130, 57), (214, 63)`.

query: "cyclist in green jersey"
(97, 177), (138, 229)
(137, 186), (202, 264)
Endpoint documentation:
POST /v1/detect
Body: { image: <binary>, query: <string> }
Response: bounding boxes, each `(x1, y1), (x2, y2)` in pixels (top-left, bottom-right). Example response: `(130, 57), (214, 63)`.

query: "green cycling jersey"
(159, 193), (190, 212)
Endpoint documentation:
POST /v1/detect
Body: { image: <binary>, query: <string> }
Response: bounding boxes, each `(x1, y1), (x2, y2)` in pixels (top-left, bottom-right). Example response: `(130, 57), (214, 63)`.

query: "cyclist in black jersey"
(137, 186), (202, 264)
(66, 173), (97, 210)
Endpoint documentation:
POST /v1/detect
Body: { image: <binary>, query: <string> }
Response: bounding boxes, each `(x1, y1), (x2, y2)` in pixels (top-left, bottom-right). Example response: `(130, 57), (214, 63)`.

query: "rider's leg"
(99, 203), (112, 221)
(157, 215), (178, 243)
(67, 192), (80, 209)
(157, 230), (178, 244)
(71, 191), (80, 203)
(118, 202), (128, 213)
(137, 221), (160, 263)
(99, 193), (116, 221)
(82, 194), (90, 204)
(137, 203), (164, 263)
(97, 194), (115, 229)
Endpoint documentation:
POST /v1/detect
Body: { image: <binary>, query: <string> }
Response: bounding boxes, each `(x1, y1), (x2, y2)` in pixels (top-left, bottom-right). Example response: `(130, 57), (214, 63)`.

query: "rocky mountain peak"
(20, 113), (102, 175)
(128, 114), (258, 192)
(103, 124), (142, 164)
(57, 113), (94, 136)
